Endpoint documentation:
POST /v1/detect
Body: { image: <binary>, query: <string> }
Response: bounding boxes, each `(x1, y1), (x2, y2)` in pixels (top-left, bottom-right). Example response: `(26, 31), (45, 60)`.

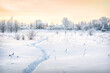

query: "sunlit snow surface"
(0, 30), (110, 73)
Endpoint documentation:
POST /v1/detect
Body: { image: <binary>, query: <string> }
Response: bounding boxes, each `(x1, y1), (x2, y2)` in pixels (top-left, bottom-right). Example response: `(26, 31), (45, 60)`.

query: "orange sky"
(0, 0), (110, 24)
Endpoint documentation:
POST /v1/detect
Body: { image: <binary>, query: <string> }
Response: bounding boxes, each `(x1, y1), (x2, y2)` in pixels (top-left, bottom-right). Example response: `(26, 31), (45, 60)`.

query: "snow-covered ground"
(0, 30), (110, 73)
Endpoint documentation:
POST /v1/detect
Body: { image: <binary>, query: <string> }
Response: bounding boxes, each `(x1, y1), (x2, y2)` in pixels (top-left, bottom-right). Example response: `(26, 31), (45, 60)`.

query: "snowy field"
(0, 30), (110, 73)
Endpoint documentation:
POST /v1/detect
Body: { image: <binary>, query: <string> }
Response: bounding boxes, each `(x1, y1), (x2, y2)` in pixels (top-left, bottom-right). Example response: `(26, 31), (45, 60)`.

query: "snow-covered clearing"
(0, 30), (110, 73)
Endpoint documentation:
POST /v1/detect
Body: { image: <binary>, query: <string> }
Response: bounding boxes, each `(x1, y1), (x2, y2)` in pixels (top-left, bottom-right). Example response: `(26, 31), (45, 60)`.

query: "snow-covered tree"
(77, 21), (87, 30)
(99, 17), (110, 31)
(0, 20), (6, 33)
(5, 21), (10, 32)
(35, 20), (45, 29)
(6, 20), (13, 33)
(13, 21), (19, 32)
(30, 20), (47, 29)
(30, 24), (33, 29)
(75, 24), (82, 30)
(62, 18), (74, 30)
(91, 20), (102, 30)
(83, 23), (90, 30)
(5, 20), (19, 33)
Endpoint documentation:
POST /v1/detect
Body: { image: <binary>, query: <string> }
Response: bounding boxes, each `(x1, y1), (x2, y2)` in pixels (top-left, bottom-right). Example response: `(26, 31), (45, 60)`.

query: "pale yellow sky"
(0, 0), (110, 24)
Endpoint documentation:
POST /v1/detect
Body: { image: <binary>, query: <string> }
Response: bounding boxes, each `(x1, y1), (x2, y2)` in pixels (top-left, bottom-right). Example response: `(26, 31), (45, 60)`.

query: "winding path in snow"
(23, 37), (49, 73)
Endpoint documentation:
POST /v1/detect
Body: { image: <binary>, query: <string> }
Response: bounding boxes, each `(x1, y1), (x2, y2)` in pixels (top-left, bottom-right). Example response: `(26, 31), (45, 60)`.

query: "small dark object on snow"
(12, 53), (14, 55)
(17, 56), (19, 58)
(65, 49), (67, 53)
(11, 63), (14, 64)
(9, 54), (12, 58)
(9, 52), (14, 58)
(9, 54), (11, 56)
(84, 43), (86, 45)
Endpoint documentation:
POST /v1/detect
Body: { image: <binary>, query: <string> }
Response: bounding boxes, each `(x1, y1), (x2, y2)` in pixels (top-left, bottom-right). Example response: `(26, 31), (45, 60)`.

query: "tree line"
(61, 17), (110, 31)
(0, 17), (110, 33)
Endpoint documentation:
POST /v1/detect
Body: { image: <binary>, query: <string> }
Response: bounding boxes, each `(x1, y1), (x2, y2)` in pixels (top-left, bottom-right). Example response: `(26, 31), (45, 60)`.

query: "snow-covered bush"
(27, 30), (36, 40)
(30, 20), (48, 29)
(83, 24), (90, 31)
(48, 25), (55, 30)
(88, 29), (95, 36)
(75, 24), (82, 30)
(56, 31), (59, 34)
(22, 34), (25, 40)
(48, 25), (65, 30)
(15, 34), (20, 40)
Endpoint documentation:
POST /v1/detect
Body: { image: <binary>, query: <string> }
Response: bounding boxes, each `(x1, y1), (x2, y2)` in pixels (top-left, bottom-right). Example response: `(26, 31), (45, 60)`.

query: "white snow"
(0, 30), (110, 73)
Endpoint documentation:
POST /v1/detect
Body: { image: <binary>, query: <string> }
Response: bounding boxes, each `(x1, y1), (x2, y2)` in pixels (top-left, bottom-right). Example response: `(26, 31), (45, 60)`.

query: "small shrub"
(101, 29), (106, 32)
(27, 30), (36, 40)
(22, 34), (25, 40)
(88, 29), (94, 36)
(15, 34), (20, 40)
(56, 31), (59, 34)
